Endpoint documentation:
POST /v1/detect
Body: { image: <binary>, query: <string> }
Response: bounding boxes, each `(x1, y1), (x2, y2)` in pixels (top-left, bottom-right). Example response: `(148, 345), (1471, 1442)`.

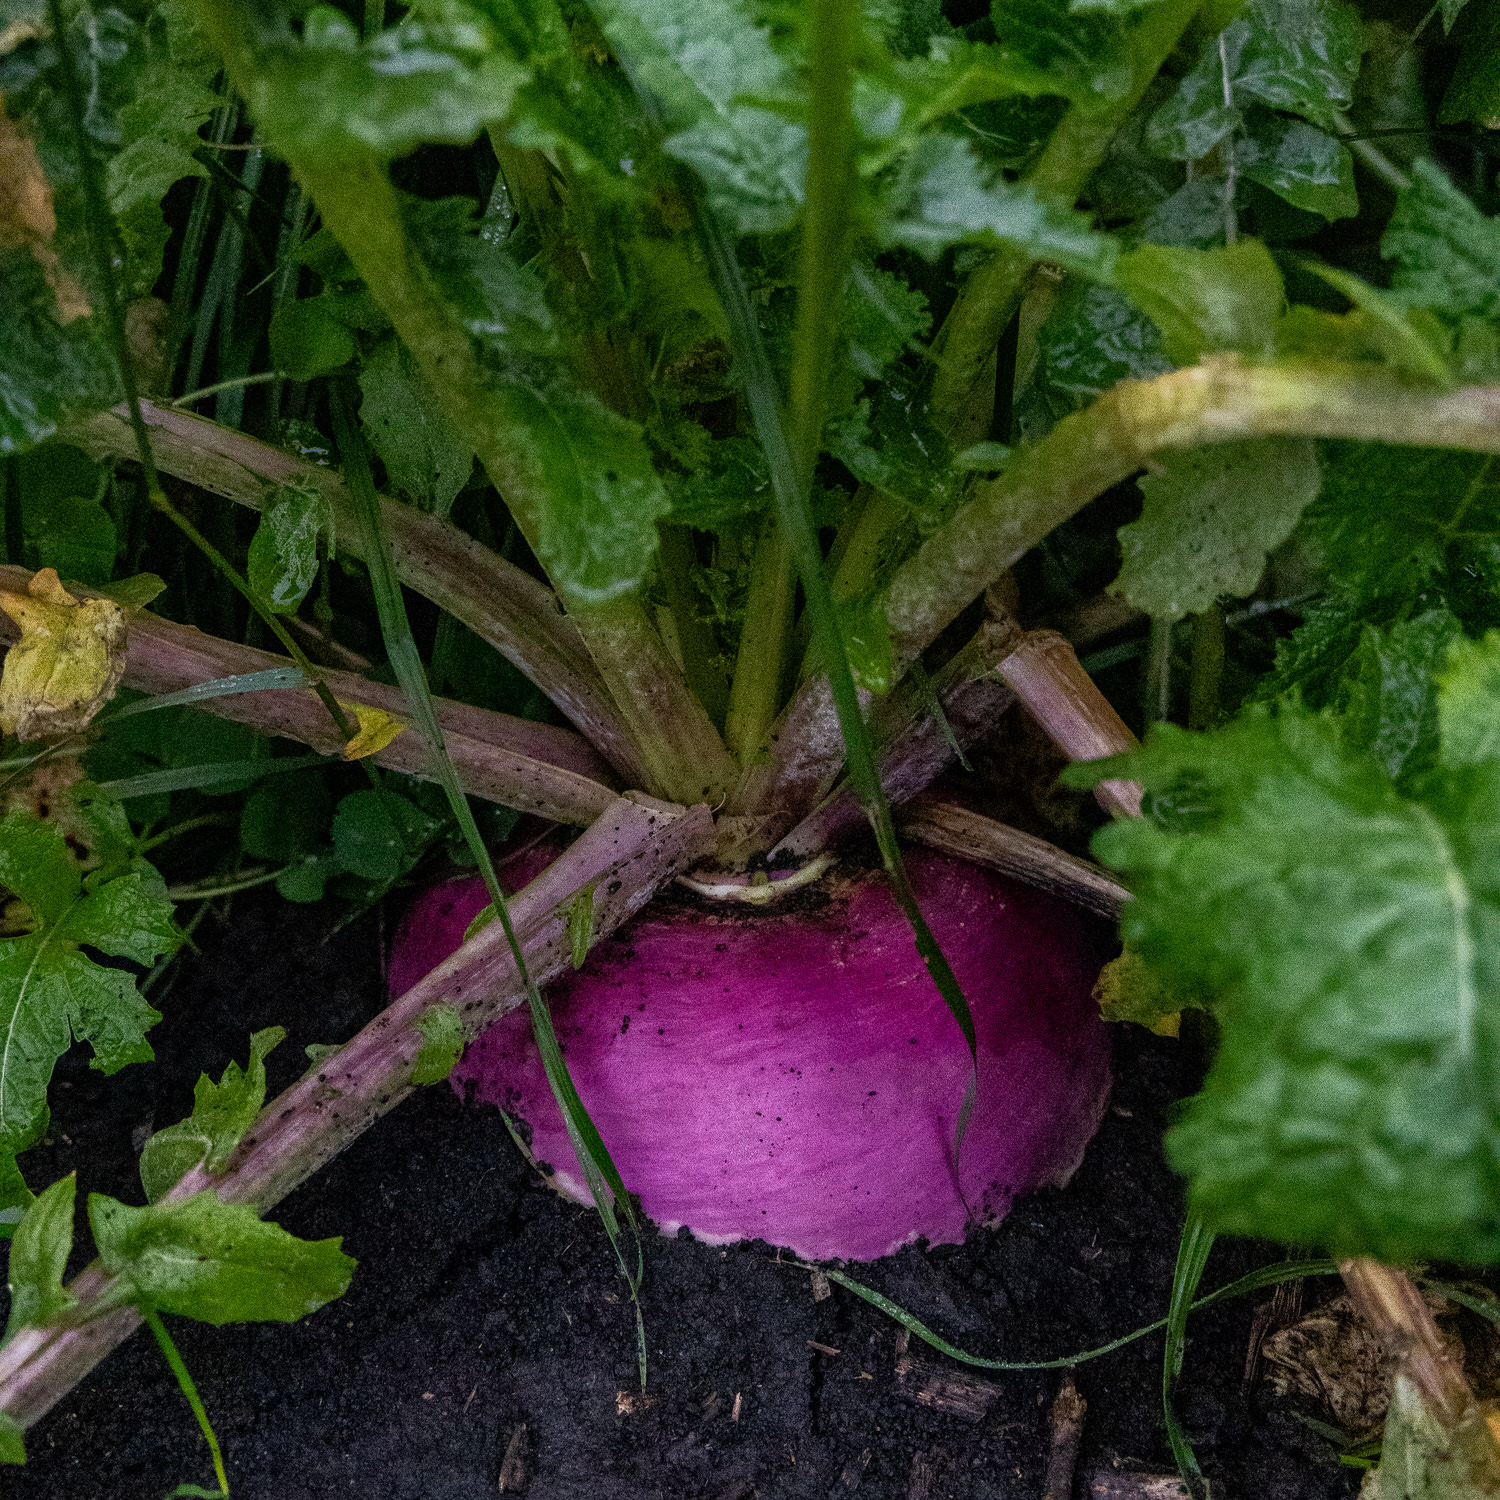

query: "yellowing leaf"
(0, 103), (89, 323)
(0, 570), (126, 741)
(337, 700), (407, 761)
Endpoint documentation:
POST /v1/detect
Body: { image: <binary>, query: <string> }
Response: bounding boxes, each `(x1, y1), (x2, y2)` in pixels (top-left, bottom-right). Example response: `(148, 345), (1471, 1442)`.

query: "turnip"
(390, 844), (1111, 1262)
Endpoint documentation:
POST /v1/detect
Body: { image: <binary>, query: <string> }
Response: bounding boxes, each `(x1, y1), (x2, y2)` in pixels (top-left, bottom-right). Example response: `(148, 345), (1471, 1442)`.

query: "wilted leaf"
(338, 700), (407, 761)
(0, 568), (126, 740)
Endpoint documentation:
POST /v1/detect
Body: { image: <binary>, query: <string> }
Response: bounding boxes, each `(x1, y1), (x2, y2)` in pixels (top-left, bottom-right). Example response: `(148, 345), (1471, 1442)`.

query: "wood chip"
(809, 1340), (841, 1356)
(497, 1423), (527, 1493)
(615, 1390), (656, 1416)
(810, 1269), (833, 1302)
(905, 1446), (946, 1500)
(835, 1449), (872, 1490)
(1042, 1374), (1087, 1500)
(894, 1350), (1000, 1422)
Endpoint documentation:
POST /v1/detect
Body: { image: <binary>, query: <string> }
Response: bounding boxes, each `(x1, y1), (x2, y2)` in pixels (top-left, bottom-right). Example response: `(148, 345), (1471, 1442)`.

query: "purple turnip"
(390, 845), (1111, 1263)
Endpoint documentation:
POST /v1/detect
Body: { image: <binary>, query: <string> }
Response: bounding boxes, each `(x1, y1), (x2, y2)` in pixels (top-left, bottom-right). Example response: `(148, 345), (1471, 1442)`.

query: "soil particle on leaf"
(3, 891), (1361, 1499)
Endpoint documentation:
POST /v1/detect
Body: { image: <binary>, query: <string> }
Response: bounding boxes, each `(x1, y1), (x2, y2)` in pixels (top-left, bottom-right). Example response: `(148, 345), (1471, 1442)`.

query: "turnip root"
(391, 847), (1111, 1263)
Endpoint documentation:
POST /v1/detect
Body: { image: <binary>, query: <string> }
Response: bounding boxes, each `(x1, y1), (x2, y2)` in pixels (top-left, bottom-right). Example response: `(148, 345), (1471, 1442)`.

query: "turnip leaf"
(1079, 686), (1500, 1263)
(139, 1027), (286, 1202)
(1235, 114), (1357, 222)
(0, 809), (174, 1174)
(89, 1190), (355, 1325)
(1383, 160), (1500, 326)
(1113, 437), (1321, 621)
(2, 1172), (76, 1342)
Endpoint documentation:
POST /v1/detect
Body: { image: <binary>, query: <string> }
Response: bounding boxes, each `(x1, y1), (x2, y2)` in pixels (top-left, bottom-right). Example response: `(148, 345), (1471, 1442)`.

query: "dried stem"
(0, 565), (618, 827)
(898, 795), (1129, 919)
(0, 794), (714, 1432)
(69, 402), (645, 785)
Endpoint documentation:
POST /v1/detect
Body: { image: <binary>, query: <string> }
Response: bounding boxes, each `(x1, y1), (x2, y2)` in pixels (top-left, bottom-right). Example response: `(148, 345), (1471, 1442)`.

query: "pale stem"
(0, 564), (618, 827)
(741, 361), (1500, 823)
(897, 794), (1129, 920)
(70, 402), (643, 784)
(0, 794), (714, 1432)
(724, 521), (797, 767)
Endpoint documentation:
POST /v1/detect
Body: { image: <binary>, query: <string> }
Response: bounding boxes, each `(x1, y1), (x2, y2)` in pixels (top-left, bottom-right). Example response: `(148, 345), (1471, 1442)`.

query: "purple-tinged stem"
(898, 795), (1128, 920)
(69, 403), (646, 786)
(0, 565), (618, 827)
(0, 794), (713, 1431)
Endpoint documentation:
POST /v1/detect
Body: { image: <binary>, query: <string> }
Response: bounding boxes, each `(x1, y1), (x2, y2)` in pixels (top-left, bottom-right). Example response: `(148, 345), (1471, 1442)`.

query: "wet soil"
(4, 891), (1361, 1500)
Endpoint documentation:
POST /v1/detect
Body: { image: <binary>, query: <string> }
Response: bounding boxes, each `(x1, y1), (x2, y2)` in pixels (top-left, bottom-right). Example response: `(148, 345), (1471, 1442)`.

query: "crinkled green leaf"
(0, 811), (171, 1161)
(1235, 114), (1356, 221)
(1146, 0), (1362, 158)
(358, 337), (474, 518)
(880, 131), (1117, 279)
(1382, 160), (1500, 322)
(411, 1003), (464, 1085)
(249, 6), (527, 163)
(89, 1189), (354, 1325)
(2, 1172), (75, 1341)
(1114, 438), (1321, 619)
(1115, 238), (1283, 363)
(1439, 632), (1500, 769)
(247, 479), (333, 614)
(1336, 610), (1463, 782)
(1093, 948), (1199, 1030)
(139, 1027), (286, 1203)
(986, 0), (1135, 106)
(1079, 705), (1500, 1263)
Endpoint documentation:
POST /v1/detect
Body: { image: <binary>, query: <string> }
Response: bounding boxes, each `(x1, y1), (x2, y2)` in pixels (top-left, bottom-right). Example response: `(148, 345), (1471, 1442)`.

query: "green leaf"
(329, 788), (442, 884)
(563, 887), (596, 970)
(1082, 707), (1500, 1263)
(1382, 160), (1500, 322)
(411, 1003), (464, 1085)
(1113, 438), (1321, 620)
(1115, 239), (1284, 363)
(985, 0), (1136, 106)
(139, 1028), (286, 1203)
(0, 1411), (24, 1465)
(1439, 631), (1500, 769)
(358, 337), (473, 518)
(1304, 262), (1455, 384)
(0, 809), (171, 1163)
(23, 490), (116, 586)
(239, 770), (332, 863)
(1146, 0), (1362, 158)
(2, 1173), (76, 1342)
(1235, 114), (1356, 221)
(0, 1152), (35, 1239)
(0, 249), (117, 456)
(268, 298), (357, 383)
(249, 6), (527, 163)
(1336, 611), (1463, 782)
(89, 1190), (354, 1325)
(1092, 948), (1198, 1031)
(880, 131), (1118, 280)
(246, 479), (333, 615)
(1361, 1370), (1500, 1499)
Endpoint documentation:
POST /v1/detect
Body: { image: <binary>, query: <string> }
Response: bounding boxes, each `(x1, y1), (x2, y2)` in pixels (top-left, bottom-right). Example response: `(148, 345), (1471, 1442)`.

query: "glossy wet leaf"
(89, 1189), (355, 1325)
(139, 1028), (286, 1202)
(1114, 438), (1321, 619)
(245, 480), (332, 615)
(329, 788), (442, 885)
(2, 1172), (76, 1340)
(1236, 114), (1356, 221)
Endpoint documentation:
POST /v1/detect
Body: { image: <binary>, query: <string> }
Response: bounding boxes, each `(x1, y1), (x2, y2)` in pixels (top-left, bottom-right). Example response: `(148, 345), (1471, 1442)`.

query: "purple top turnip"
(391, 846), (1111, 1263)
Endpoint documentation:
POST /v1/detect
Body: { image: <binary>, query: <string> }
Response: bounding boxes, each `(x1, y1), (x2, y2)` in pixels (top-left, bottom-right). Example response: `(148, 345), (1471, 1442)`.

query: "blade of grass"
(813, 1257), (1336, 1371)
(142, 1309), (229, 1498)
(641, 0), (983, 1153)
(105, 667), (307, 717)
(326, 383), (648, 1379)
(1164, 1214), (1216, 1499)
(91, 752), (327, 801)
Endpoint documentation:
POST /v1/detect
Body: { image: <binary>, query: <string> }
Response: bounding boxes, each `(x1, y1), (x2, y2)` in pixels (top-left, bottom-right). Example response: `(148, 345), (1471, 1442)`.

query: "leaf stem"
(142, 1309), (229, 1497)
(927, 0), (1205, 443)
(724, 520), (797, 766)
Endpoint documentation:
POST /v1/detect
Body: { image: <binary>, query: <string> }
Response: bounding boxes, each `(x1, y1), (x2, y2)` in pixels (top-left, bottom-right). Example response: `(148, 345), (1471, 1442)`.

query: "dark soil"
(4, 890), (1362, 1500)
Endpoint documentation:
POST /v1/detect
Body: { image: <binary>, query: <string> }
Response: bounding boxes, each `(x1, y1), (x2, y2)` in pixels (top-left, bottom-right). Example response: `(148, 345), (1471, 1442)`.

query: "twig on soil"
(1042, 1372), (1087, 1500)
(897, 796), (1129, 919)
(0, 564), (619, 825)
(0, 794), (713, 1434)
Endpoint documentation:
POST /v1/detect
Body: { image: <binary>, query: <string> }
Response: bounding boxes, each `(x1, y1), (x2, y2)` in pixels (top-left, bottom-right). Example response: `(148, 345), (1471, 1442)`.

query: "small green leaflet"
(411, 1003), (465, 1085)
(329, 788), (442, 885)
(358, 338), (474, 519)
(1076, 673), (1500, 1263)
(246, 480), (333, 615)
(89, 1190), (355, 1325)
(0, 809), (175, 1171)
(1114, 239), (1284, 364)
(139, 1027), (286, 1202)
(2, 1172), (77, 1342)
(1113, 438), (1321, 620)
(267, 298), (357, 383)
(563, 886), (596, 970)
